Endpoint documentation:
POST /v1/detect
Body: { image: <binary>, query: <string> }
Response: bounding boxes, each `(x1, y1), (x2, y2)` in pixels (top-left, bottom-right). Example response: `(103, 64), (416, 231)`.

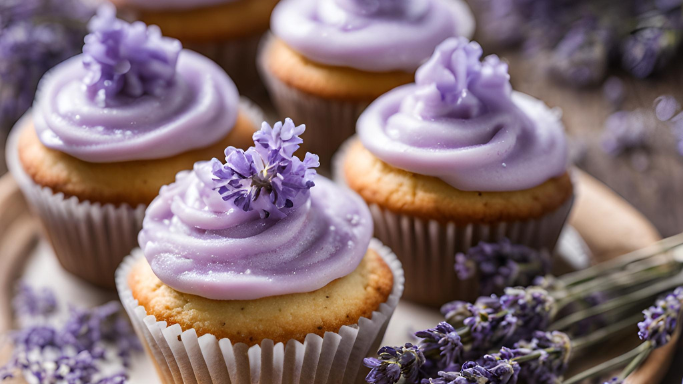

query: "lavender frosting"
(33, 6), (239, 163)
(271, 0), (473, 72)
(139, 164), (373, 300)
(357, 38), (568, 191)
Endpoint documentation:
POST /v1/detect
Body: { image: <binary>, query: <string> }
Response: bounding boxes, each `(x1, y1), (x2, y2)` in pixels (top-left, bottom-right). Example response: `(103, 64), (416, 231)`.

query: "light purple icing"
(138, 163), (373, 300)
(357, 38), (568, 191)
(271, 0), (468, 72)
(33, 7), (239, 163)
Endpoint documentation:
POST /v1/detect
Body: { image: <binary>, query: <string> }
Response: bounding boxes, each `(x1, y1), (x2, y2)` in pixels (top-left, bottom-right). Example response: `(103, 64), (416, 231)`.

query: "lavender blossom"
(415, 322), (463, 373)
(511, 331), (571, 384)
(364, 344), (425, 384)
(82, 4), (182, 105)
(441, 287), (555, 358)
(455, 239), (550, 296)
(638, 287), (683, 348)
(212, 119), (319, 219)
(426, 357), (520, 384)
(549, 20), (611, 87)
(603, 378), (623, 384)
(0, 0), (94, 126)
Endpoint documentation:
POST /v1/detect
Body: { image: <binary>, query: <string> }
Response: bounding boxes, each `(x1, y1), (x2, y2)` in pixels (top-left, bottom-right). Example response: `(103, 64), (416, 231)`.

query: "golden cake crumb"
(111, 0), (279, 41)
(128, 250), (394, 346)
(343, 140), (574, 224)
(17, 111), (256, 206)
(263, 37), (415, 101)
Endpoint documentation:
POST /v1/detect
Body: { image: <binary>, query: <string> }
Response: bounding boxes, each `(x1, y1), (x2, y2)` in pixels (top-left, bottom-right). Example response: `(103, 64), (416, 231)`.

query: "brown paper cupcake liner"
(257, 34), (371, 171)
(6, 99), (264, 289)
(332, 137), (575, 307)
(116, 239), (405, 384)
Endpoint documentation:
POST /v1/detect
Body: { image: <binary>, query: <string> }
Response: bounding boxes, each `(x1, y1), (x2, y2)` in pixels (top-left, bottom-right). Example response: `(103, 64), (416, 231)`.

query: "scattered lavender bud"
(603, 77), (625, 108)
(601, 109), (654, 156)
(654, 95), (680, 121)
(12, 282), (57, 319)
(637, 287), (683, 348)
(364, 344), (425, 384)
(549, 20), (611, 87)
(455, 239), (551, 296)
(622, 26), (679, 79)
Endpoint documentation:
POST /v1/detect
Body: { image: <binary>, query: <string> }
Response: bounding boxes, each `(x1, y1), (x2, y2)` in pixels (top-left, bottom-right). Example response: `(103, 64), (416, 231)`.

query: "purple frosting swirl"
(357, 38), (568, 191)
(271, 0), (473, 72)
(139, 164), (373, 300)
(33, 6), (239, 163)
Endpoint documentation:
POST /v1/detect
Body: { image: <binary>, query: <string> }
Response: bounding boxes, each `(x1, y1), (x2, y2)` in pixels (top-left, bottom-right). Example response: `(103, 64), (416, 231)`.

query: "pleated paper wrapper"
(332, 137), (575, 307)
(5, 99), (264, 289)
(116, 239), (405, 384)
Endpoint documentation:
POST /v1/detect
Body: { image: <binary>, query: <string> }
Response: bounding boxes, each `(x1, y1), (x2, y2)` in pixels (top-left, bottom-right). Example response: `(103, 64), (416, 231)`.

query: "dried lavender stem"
(552, 271), (683, 331)
(562, 342), (650, 384)
(570, 313), (642, 353)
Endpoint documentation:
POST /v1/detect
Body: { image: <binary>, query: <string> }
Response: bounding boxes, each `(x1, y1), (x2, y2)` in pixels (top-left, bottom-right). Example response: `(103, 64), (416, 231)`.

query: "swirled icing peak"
(271, 0), (473, 72)
(357, 37), (568, 192)
(33, 5), (239, 163)
(211, 119), (320, 220)
(83, 4), (182, 106)
(139, 119), (373, 300)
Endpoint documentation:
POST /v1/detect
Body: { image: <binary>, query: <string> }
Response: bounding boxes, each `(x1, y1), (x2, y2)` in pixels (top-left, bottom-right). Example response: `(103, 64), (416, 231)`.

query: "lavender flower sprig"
(211, 119), (319, 219)
(364, 344), (425, 384)
(637, 287), (683, 348)
(455, 239), (550, 296)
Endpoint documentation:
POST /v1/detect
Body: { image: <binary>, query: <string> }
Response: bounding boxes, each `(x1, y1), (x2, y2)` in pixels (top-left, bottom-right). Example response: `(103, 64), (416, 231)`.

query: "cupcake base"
(333, 137), (574, 307)
(116, 239), (404, 384)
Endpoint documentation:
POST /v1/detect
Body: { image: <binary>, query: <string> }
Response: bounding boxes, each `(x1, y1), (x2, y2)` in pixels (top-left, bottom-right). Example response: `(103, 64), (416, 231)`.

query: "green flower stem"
(555, 264), (678, 310)
(562, 342), (650, 384)
(559, 234), (683, 287)
(618, 343), (655, 380)
(570, 313), (643, 353)
(552, 271), (683, 331)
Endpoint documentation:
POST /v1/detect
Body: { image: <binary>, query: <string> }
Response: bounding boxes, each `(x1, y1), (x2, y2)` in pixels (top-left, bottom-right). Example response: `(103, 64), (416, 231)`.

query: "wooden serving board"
(0, 169), (672, 384)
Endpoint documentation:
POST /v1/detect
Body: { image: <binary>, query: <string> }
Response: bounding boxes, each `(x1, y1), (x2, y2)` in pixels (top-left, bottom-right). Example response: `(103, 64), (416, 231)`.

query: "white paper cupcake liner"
(5, 100), (264, 289)
(257, 34), (372, 171)
(116, 238), (404, 384)
(332, 137), (575, 307)
(184, 34), (265, 99)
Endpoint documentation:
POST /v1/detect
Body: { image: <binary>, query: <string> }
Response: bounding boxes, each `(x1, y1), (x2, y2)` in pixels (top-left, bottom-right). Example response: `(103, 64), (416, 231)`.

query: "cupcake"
(6, 6), (260, 289)
(259, 0), (475, 168)
(116, 119), (404, 383)
(335, 38), (574, 307)
(111, 0), (279, 96)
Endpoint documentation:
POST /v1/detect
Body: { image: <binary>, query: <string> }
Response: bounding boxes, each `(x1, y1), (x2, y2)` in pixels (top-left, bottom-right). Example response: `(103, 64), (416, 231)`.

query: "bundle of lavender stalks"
(365, 234), (683, 384)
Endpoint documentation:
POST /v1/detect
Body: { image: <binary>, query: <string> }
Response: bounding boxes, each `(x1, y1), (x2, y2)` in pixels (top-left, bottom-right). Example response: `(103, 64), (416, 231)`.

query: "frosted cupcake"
(6, 6), (260, 288)
(111, 0), (279, 95)
(116, 119), (404, 383)
(335, 38), (573, 306)
(259, 0), (475, 168)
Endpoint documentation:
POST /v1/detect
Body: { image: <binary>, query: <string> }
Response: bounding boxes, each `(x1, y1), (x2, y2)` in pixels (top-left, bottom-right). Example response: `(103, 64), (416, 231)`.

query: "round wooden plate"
(0, 170), (674, 384)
